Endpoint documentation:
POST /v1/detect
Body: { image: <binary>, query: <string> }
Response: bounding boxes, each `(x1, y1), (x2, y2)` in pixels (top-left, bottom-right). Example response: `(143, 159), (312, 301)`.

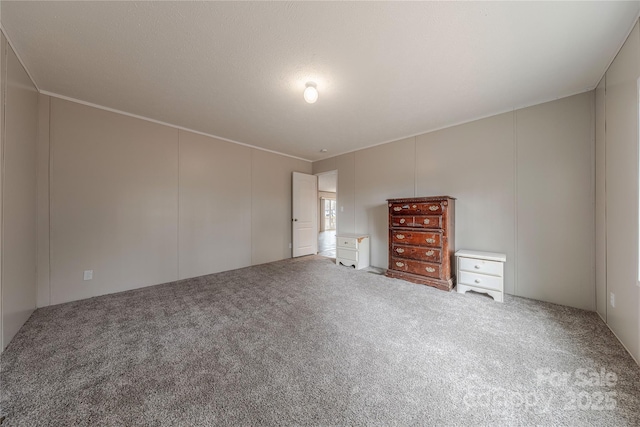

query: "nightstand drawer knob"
(396, 234), (405, 240)
(425, 250), (434, 256)
(426, 238), (435, 243)
(423, 219), (430, 224)
(426, 267), (435, 273)
(396, 262), (404, 267)
(429, 206), (439, 211)
(400, 218), (406, 224)
(396, 248), (405, 253)
(393, 207), (402, 212)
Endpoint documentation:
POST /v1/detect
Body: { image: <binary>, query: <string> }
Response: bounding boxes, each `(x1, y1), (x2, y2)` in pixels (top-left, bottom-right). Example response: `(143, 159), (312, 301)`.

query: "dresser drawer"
(391, 230), (441, 247)
(337, 237), (358, 249)
(458, 257), (503, 276)
(392, 245), (442, 263)
(390, 215), (442, 229)
(458, 271), (502, 291)
(391, 258), (441, 279)
(390, 202), (443, 215)
(337, 248), (358, 261)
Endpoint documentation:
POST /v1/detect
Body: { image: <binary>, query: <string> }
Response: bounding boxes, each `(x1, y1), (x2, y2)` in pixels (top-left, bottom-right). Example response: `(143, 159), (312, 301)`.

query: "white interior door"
(292, 172), (318, 257)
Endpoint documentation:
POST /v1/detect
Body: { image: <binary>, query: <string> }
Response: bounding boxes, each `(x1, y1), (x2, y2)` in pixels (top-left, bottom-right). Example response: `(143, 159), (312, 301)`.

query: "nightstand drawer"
(335, 234), (370, 270)
(458, 271), (502, 291)
(459, 257), (503, 276)
(337, 248), (358, 261)
(337, 237), (357, 249)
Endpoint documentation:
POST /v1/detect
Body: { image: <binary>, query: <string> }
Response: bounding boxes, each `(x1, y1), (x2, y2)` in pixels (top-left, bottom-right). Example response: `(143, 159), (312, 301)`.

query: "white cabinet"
(455, 250), (506, 302)
(336, 234), (370, 270)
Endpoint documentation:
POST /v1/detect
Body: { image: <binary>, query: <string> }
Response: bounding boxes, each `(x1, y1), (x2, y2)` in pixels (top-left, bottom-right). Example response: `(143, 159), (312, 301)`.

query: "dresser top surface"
(336, 233), (369, 239)
(387, 196), (456, 203)
(455, 250), (506, 262)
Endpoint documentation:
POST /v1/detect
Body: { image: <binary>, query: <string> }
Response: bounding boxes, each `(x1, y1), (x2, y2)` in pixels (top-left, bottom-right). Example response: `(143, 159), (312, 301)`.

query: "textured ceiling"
(2, 1), (639, 161)
(318, 172), (337, 193)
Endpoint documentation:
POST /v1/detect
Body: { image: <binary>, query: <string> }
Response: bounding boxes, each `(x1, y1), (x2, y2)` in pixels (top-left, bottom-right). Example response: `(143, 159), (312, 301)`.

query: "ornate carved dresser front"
(385, 196), (456, 291)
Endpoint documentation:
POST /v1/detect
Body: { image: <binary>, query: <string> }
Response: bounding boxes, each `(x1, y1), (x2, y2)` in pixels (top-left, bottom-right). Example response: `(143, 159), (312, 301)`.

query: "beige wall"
(354, 138), (416, 268)
(336, 153), (356, 233)
(0, 33), (4, 350)
(50, 98), (180, 304)
(516, 93), (595, 308)
(595, 76), (606, 320)
(600, 21), (640, 362)
(1, 35), (39, 349)
(36, 94), (50, 307)
(178, 131), (251, 279)
(43, 98), (311, 306)
(416, 112), (516, 294)
(314, 92), (595, 311)
(251, 149), (311, 265)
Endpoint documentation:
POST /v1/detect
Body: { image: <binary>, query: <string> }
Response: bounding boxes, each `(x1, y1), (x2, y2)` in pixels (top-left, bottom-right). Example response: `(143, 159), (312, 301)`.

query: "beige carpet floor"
(1, 255), (639, 426)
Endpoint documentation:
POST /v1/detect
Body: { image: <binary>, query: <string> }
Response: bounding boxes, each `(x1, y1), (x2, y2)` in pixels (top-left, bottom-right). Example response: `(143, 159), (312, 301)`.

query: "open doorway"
(316, 171), (337, 258)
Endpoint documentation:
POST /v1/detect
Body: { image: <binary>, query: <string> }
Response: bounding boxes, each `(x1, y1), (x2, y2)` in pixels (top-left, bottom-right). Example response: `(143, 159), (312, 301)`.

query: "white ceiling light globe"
(304, 83), (318, 104)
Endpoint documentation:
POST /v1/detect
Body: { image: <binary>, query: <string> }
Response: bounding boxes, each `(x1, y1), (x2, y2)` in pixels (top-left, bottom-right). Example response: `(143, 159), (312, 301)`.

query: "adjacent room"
(1, 2), (640, 425)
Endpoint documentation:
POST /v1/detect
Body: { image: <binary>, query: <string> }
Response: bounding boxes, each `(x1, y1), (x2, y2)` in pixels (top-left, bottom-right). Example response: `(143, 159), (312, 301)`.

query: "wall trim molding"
(595, 16), (640, 92)
(315, 88), (597, 163)
(0, 26), (39, 92)
(40, 91), (311, 163)
(599, 311), (639, 366)
(1, 25), (310, 164)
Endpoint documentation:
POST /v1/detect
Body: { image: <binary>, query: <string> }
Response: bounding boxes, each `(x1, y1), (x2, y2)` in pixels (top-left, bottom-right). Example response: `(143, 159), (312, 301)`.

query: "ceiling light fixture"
(304, 82), (318, 104)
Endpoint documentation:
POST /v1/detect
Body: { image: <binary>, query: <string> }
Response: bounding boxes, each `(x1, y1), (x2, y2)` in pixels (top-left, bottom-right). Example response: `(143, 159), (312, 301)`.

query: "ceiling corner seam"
(0, 25), (40, 92)
(38, 90), (314, 163)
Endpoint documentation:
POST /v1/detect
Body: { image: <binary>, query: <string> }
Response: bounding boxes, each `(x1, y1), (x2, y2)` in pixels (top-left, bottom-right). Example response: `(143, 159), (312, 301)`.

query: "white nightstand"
(336, 234), (370, 270)
(455, 250), (506, 302)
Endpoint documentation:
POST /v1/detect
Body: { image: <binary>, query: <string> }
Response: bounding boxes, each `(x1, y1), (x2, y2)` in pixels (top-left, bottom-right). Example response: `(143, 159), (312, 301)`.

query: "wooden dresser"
(385, 196), (456, 291)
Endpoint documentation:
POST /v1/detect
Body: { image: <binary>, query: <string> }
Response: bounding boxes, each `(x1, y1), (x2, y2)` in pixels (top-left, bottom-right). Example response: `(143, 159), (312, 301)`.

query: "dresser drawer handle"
(423, 219), (430, 225)
(393, 207), (402, 212)
(396, 262), (405, 267)
(429, 206), (439, 211)
(425, 250), (434, 256)
(474, 279), (481, 284)
(399, 218), (406, 224)
(396, 248), (405, 254)
(425, 267), (436, 273)
(474, 265), (481, 269)
(396, 234), (405, 240)
(425, 238), (435, 244)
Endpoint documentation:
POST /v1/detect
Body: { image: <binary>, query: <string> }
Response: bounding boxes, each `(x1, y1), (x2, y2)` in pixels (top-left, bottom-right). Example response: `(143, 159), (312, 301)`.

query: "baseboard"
(595, 313), (639, 366)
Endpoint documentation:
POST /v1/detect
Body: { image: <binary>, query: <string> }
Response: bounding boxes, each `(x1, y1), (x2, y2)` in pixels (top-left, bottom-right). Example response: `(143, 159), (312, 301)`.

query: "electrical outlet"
(609, 292), (615, 308)
(83, 270), (93, 281)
